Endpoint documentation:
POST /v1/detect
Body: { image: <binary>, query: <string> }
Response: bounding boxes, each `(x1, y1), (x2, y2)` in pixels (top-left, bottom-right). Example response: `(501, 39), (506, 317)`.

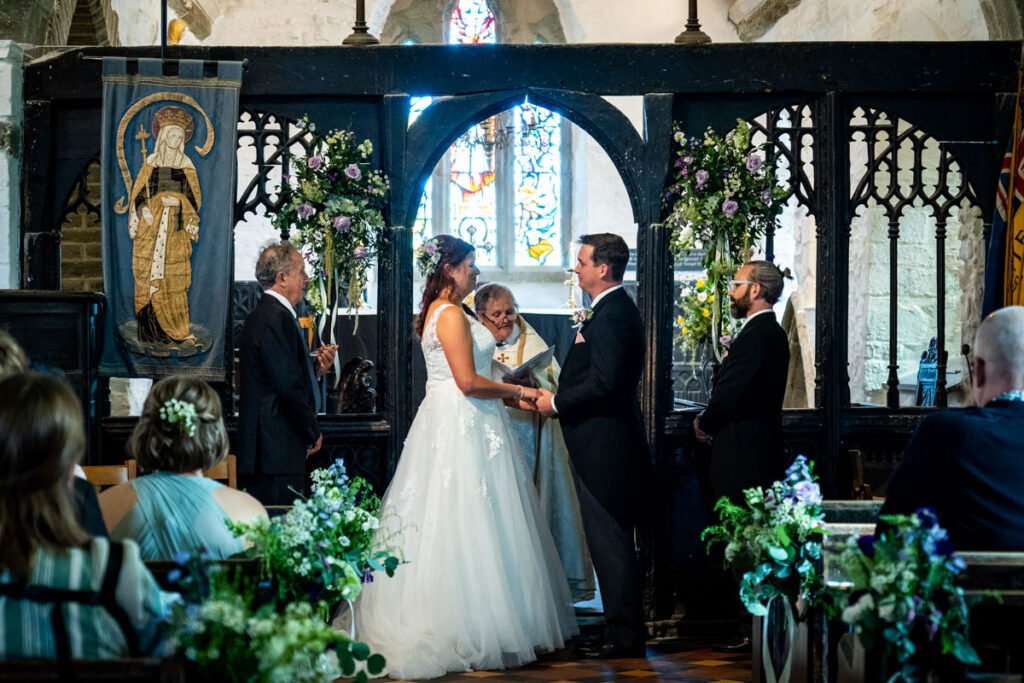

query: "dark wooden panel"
(27, 43), (1020, 101)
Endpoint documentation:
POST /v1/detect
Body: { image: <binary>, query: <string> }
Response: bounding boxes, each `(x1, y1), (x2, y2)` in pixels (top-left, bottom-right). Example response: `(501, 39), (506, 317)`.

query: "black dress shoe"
(575, 642), (647, 659)
(712, 636), (752, 653)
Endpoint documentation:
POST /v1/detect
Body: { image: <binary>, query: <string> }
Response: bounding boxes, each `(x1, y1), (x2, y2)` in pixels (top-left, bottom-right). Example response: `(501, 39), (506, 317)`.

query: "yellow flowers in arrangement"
(674, 277), (739, 358)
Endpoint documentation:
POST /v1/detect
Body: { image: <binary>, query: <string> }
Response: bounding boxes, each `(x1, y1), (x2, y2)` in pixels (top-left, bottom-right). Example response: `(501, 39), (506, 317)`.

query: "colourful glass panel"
(413, 176), (432, 250)
(410, 96), (434, 251)
(448, 127), (497, 266)
(449, 0), (496, 45)
(514, 102), (562, 267)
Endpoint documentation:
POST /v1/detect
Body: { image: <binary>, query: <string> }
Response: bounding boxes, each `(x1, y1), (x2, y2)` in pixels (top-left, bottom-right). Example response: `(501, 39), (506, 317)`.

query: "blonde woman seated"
(475, 283), (595, 601)
(101, 377), (266, 560)
(0, 373), (172, 660)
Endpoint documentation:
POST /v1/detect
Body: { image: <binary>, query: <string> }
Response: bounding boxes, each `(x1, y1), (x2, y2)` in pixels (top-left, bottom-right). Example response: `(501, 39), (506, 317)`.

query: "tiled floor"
(390, 642), (752, 682)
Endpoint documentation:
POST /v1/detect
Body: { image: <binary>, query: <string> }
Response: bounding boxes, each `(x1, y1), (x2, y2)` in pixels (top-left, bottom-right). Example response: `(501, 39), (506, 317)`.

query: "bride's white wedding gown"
(355, 304), (578, 680)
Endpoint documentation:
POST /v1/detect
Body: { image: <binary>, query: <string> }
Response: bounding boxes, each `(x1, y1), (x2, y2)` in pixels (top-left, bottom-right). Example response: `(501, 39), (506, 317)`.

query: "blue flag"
(100, 58), (241, 380)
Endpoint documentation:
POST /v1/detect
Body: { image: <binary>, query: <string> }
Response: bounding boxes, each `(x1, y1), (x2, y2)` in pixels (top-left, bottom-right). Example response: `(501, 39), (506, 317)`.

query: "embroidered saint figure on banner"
(128, 105), (203, 347)
(112, 95), (214, 358)
(101, 58), (241, 380)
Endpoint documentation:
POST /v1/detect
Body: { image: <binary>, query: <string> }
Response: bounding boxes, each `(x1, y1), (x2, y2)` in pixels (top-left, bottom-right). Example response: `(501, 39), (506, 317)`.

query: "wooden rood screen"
(19, 42), (1018, 618)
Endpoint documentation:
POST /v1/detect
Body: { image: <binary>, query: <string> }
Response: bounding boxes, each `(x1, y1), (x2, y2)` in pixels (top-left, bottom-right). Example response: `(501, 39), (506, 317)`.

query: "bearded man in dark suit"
(239, 242), (335, 505)
(536, 233), (650, 659)
(693, 260), (790, 653)
(881, 305), (1024, 551)
(694, 260), (791, 505)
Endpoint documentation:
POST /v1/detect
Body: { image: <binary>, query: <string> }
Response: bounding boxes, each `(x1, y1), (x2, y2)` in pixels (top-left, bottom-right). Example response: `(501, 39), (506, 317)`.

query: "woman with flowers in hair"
(100, 376), (267, 560)
(0, 373), (172, 661)
(355, 234), (578, 679)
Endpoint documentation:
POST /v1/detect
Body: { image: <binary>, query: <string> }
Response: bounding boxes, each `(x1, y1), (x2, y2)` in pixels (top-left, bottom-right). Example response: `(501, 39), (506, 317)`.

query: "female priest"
(474, 283), (595, 602)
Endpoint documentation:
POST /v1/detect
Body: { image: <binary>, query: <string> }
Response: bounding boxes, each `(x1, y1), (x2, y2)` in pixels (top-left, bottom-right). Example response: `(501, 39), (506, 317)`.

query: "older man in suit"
(238, 242), (335, 505)
(880, 306), (1024, 550)
(536, 233), (650, 659)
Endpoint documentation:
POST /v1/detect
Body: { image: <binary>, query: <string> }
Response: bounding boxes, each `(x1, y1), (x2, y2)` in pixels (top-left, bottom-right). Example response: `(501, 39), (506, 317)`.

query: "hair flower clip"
(415, 238), (443, 278)
(160, 398), (197, 438)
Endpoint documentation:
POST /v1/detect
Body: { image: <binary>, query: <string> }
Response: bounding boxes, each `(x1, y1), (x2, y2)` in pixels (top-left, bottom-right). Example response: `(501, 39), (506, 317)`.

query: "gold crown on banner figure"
(152, 105), (196, 142)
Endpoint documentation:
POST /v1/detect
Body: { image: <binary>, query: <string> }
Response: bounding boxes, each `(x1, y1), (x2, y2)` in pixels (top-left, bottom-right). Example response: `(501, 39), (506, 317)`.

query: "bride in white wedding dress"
(355, 235), (578, 680)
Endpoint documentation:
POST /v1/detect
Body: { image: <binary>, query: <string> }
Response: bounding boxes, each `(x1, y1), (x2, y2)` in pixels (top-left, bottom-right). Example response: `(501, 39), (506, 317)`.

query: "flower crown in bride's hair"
(415, 238), (443, 278)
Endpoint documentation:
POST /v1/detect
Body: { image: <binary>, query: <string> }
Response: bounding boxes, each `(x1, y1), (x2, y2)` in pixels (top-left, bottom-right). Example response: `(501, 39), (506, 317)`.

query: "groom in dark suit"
(536, 233), (650, 659)
(239, 242), (335, 505)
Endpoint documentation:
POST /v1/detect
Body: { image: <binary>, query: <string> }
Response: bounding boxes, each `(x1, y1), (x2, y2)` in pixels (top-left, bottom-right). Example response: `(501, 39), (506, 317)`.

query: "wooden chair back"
(81, 460), (137, 493)
(0, 657), (186, 681)
(202, 454), (237, 489)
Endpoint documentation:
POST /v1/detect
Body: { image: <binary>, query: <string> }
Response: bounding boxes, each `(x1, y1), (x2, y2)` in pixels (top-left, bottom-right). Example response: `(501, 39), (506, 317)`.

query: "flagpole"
(160, 0), (168, 61)
(1004, 47), (1024, 306)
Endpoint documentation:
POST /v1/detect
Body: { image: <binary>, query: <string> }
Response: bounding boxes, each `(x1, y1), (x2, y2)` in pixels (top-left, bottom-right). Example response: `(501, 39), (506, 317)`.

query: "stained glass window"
(411, 0), (567, 273)
(450, 0), (496, 45)
(410, 95), (433, 248)
(514, 102), (562, 266)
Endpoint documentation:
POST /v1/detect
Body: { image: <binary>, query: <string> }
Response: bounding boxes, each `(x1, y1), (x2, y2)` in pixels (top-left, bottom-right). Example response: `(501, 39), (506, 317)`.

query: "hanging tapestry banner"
(100, 58), (242, 380)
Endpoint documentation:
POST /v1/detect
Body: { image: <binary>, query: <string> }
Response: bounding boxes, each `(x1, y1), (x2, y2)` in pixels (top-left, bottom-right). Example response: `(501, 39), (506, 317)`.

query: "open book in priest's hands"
(492, 345), (555, 388)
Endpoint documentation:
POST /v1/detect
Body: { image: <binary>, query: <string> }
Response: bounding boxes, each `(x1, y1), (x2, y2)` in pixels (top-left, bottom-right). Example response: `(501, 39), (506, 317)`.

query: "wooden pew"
(816, 518), (1024, 682)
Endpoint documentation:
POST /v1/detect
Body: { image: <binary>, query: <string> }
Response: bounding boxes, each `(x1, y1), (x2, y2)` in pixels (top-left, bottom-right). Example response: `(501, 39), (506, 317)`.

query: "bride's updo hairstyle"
(415, 234), (475, 338)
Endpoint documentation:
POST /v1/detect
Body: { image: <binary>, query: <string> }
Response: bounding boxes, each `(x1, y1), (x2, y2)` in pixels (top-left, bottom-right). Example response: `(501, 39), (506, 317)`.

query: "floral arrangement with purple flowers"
(272, 117), (389, 318)
(702, 455), (827, 615)
(664, 119), (787, 359)
(229, 459), (400, 614)
(829, 509), (980, 677)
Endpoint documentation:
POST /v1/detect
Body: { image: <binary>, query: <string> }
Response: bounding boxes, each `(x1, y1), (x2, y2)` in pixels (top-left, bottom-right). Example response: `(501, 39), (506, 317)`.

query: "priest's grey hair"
(474, 283), (517, 314)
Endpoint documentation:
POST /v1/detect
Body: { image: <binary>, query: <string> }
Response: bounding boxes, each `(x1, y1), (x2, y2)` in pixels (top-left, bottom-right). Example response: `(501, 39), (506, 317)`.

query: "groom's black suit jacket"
(701, 311), (789, 503)
(557, 287), (650, 523)
(238, 293), (320, 477)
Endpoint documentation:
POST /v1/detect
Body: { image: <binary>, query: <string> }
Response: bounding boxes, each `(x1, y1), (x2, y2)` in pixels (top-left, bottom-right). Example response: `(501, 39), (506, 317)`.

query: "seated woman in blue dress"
(100, 376), (267, 560)
(0, 373), (173, 662)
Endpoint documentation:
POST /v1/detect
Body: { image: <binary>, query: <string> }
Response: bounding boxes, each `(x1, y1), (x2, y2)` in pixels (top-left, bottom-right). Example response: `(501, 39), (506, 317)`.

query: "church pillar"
(0, 40), (22, 289)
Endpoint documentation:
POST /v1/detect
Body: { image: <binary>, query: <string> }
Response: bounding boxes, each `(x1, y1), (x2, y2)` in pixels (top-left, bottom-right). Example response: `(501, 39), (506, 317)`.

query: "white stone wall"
(0, 41), (22, 289)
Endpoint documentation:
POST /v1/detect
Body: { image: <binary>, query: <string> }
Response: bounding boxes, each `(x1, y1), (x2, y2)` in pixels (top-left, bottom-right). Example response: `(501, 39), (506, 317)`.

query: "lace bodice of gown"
(422, 303), (496, 383)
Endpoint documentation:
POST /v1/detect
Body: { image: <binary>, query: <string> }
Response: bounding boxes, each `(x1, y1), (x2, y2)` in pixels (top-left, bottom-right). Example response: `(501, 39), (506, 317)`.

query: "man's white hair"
(975, 305), (1024, 381)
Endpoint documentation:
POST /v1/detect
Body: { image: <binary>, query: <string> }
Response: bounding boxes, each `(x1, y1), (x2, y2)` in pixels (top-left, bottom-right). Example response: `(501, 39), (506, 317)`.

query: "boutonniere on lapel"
(571, 307), (593, 331)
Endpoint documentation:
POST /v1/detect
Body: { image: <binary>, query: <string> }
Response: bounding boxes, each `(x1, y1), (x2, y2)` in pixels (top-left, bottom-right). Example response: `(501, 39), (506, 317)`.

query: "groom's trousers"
(575, 475), (646, 650)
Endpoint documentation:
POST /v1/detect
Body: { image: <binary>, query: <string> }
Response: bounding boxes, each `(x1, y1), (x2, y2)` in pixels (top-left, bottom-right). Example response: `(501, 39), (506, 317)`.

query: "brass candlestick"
(343, 0), (380, 46)
(675, 0), (712, 45)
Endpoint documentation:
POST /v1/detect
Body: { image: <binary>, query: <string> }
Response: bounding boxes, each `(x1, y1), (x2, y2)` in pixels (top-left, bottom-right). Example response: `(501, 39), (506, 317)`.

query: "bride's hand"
(519, 386), (541, 403)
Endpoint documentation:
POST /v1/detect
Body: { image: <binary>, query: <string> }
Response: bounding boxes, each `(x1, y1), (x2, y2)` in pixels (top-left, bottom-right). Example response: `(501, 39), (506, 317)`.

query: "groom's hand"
(535, 388), (557, 418)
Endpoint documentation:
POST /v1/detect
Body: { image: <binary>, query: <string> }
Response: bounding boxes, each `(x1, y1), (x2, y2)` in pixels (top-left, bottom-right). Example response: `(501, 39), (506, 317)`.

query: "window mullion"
(497, 109), (516, 272)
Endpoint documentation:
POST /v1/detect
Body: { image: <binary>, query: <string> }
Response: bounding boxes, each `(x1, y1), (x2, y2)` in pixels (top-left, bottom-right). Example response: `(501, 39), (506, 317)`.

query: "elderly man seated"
(880, 306), (1024, 550)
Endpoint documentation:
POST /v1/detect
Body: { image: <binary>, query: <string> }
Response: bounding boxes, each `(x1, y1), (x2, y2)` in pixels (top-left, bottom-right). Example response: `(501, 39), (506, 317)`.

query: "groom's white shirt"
(550, 283), (624, 415)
